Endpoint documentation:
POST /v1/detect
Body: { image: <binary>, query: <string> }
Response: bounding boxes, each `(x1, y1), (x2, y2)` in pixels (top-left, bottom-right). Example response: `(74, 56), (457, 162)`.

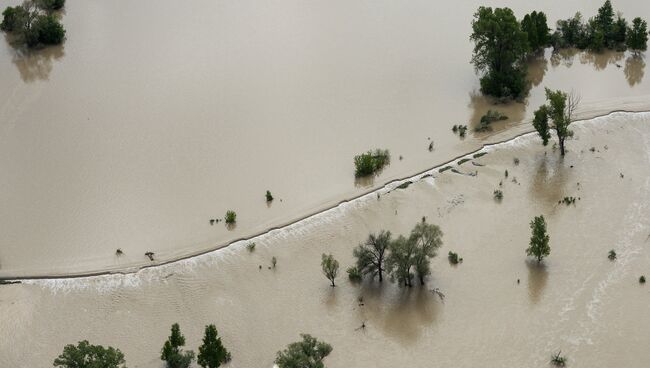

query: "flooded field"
(1, 112), (649, 367)
(1, 0), (650, 277)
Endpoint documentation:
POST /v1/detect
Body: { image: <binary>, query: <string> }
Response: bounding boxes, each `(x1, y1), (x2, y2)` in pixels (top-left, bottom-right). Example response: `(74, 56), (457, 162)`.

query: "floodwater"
(1, 112), (649, 367)
(1, 0), (650, 277)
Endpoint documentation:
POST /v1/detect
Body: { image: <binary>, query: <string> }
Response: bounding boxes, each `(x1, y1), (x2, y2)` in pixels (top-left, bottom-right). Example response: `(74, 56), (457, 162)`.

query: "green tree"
(161, 323), (195, 368)
(626, 17), (648, 54)
(37, 0), (65, 11)
(353, 231), (391, 282)
(611, 15), (628, 47)
(387, 235), (417, 287)
(32, 14), (64, 45)
(470, 7), (529, 99)
(521, 11), (550, 52)
(321, 253), (339, 287)
(53, 340), (126, 368)
(553, 12), (585, 48)
(1, 1), (64, 47)
(275, 334), (332, 368)
(197, 325), (231, 368)
(410, 221), (443, 285)
(532, 88), (580, 155)
(526, 215), (550, 262)
(594, 0), (615, 45)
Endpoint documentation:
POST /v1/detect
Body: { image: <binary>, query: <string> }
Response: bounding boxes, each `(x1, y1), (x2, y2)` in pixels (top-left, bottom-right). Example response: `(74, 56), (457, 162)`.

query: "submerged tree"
(626, 17), (649, 54)
(53, 341), (126, 368)
(353, 230), (391, 282)
(275, 334), (332, 368)
(0, 0), (65, 47)
(197, 325), (231, 368)
(387, 235), (417, 287)
(526, 215), (550, 262)
(409, 221), (444, 285)
(532, 88), (580, 155)
(521, 11), (551, 52)
(321, 253), (339, 287)
(161, 323), (195, 368)
(470, 6), (529, 99)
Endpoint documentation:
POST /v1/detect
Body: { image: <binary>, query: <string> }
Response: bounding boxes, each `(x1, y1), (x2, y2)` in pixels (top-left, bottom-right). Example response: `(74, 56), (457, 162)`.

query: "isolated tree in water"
(410, 221), (444, 285)
(470, 6), (529, 99)
(53, 340), (126, 368)
(161, 323), (195, 368)
(275, 334), (332, 368)
(532, 88), (580, 155)
(321, 253), (339, 287)
(526, 215), (550, 262)
(626, 17), (649, 54)
(197, 325), (231, 368)
(353, 230), (392, 282)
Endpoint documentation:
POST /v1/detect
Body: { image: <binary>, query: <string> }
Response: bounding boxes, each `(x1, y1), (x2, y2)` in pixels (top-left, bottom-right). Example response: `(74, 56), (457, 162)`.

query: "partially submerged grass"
(457, 158), (471, 165)
(396, 181), (412, 190)
(473, 152), (488, 159)
(551, 351), (567, 367)
(439, 166), (453, 173)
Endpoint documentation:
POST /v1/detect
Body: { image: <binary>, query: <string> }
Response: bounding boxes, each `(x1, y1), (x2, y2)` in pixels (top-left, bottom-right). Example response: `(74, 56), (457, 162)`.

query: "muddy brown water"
(1, 112), (649, 367)
(1, 0), (650, 277)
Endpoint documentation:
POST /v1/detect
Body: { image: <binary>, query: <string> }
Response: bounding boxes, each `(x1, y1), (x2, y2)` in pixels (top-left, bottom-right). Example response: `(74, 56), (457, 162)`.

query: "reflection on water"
(550, 48), (580, 68)
(625, 56), (645, 87)
(9, 44), (65, 82)
(528, 52), (549, 87)
(579, 50), (624, 71)
(529, 153), (570, 210)
(526, 260), (548, 304)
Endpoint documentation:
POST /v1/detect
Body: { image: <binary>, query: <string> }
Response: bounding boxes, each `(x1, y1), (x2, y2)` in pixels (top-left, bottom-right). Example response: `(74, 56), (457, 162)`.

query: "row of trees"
(470, 1), (649, 100)
(321, 221), (444, 288)
(0, 0), (65, 48)
(53, 325), (332, 368)
(553, 1), (648, 53)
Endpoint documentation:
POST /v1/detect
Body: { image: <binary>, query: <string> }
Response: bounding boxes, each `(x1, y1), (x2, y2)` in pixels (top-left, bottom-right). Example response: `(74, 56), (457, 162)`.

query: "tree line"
(52, 323), (331, 368)
(1, 0), (65, 48)
(471, 0), (649, 100)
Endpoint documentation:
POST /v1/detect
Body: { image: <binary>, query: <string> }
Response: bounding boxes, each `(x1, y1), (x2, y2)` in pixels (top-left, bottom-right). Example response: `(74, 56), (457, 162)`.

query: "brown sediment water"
(1, 112), (649, 367)
(1, 0), (650, 278)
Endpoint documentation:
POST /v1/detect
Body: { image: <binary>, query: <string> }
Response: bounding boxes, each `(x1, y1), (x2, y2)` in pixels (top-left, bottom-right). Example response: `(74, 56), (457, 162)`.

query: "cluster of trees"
(553, 1), (648, 53)
(1, 0), (65, 48)
(470, 1), (649, 99)
(350, 221), (443, 287)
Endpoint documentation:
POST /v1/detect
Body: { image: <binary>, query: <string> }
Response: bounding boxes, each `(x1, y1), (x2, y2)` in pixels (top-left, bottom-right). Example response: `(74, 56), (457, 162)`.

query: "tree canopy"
(532, 88), (579, 155)
(353, 230), (391, 282)
(197, 325), (231, 368)
(470, 6), (529, 99)
(626, 17), (648, 53)
(0, 0), (65, 47)
(321, 253), (339, 287)
(526, 215), (550, 262)
(161, 323), (195, 368)
(521, 11), (551, 52)
(53, 340), (126, 368)
(275, 334), (332, 368)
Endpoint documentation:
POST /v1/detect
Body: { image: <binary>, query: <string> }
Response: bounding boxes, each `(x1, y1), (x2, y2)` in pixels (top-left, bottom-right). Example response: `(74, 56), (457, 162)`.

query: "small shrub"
(504, 169), (509, 178)
(265, 190), (274, 202)
(458, 125), (468, 137)
(271, 256), (277, 268)
(354, 149), (390, 177)
(452, 125), (459, 133)
(608, 250), (616, 260)
(33, 14), (65, 45)
(513, 157), (520, 165)
(473, 152), (487, 159)
(225, 210), (236, 224)
(640, 275), (646, 284)
(347, 266), (362, 282)
(246, 242), (256, 252)
(551, 351), (567, 367)
(475, 110), (508, 132)
(396, 181), (412, 190)
(457, 158), (470, 165)
(448, 251), (462, 264)
(560, 197), (576, 205)
(439, 165), (453, 173)
(428, 141), (434, 152)
(493, 189), (503, 201)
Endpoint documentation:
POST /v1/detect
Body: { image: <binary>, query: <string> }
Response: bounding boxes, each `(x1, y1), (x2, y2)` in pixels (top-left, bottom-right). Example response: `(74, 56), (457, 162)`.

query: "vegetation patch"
(354, 149), (390, 177)
(1, 1), (66, 48)
(265, 190), (273, 202)
(396, 181), (412, 190)
(452, 124), (468, 138)
(448, 251), (463, 264)
(347, 266), (362, 283)
(551, 351), (567, 367)
(439, 165), (453, 173)
(560, 196), (577, 205)
(457, 158), (471, 165)
(225, 210), (237, 224)
(473, 152), (488, 159)
(475, 110), (508, 132)
(246, 242), (256, 252)
(493, 189), (503, 201)
(608, 249), (616, 260)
